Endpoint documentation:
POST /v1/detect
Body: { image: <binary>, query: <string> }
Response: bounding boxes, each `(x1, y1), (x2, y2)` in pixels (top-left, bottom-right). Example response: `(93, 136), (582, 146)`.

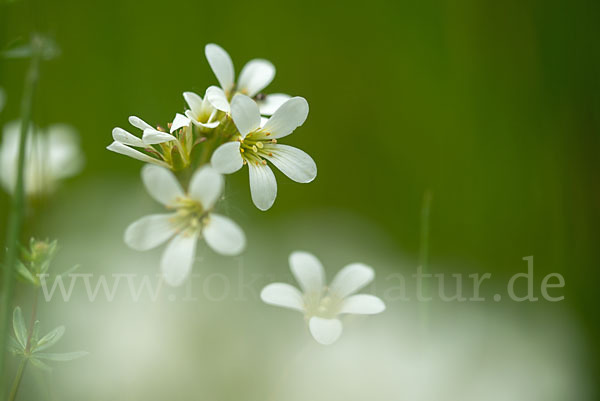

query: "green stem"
(7, 359), (27, 401)
(418, 190), (433, 332)
(0, 35), (42, 395)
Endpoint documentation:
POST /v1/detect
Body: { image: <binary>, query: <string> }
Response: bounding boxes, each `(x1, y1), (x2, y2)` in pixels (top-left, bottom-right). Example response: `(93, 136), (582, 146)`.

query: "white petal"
(124, 213), (177, 251)
(196, 120), (220, 129)
(264, 144), (316, 183)
(258, 93), (291, 115)
(106, 142), (169, 167)
(339, 294), (386, 315)
(248, 162), (277, 211)
(183, 91), (204, 114)
(46, 125), (83, 179)
(230, 94), (261, 137)
(211, 142), (243, 174)
(262, 97), (309, 139)
(141, 164), (184, 206)
(112, 127), (144, 147)
(184, 110), (220, 129)
(202, 213), (246, 256)
(260, 283), (304, 312)
(188, 165), (223, 209)
(309, 317), (343, 345)
(161, 231), (199, 287)
(142, 128), (176, 145)
(237, 59), (275, 97)
(170, 113), (190, 133)
(330, 263), (374, 298)
(205, 43), (234, 91)
(205, 85), (230, 113)
(289, 251), (325, 294)
(128, 116), (153, 131)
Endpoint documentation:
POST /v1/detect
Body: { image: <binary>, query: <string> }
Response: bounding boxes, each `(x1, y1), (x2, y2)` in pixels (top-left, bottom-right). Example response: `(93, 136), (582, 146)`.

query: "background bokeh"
(0, 0), (598, 400)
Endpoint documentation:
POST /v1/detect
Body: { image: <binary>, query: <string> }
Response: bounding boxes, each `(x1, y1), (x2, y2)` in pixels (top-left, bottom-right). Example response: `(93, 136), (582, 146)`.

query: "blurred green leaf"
(34, 351), (88, 362)
(34, 325), (65, 352)
(29, 357), (52, 372)
(58, 264), (80, 278)
(31, 320), (40, 345)
(12, 307), (27, 349)
(7, 336), (23, 354)
(1, 35), (61, 60)
(15, 260), (37, 285)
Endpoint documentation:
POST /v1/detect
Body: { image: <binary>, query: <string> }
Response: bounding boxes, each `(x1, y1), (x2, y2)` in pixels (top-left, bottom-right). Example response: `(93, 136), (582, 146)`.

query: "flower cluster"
(108, 44), (384, 344)
(107, 43), (317, 211)
(109, 44), (317, 285)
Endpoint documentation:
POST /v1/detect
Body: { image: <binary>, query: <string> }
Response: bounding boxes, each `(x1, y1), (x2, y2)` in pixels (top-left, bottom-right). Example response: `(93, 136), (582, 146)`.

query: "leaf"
(34, 351), (88, 362)
(29, 357), (52, 372)
(12, 307), (27, 348)
(58, 264), (80, 278)
(15, 261), (37, 285)
(34, 326), (65, 352)
(1, 44), (33, 59)
(31, 321), (40, 345)
(7, 336), (24, 354)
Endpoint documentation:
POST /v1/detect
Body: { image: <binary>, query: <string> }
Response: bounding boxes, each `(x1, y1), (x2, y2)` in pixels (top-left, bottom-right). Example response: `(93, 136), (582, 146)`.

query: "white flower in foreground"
(107, 115), (181, 168)
(204, 43), (290, 115)
(211, 94), (316, 211)
(0, 121), (83, 196)
(261, 251), (385, 345)
(125, 165), (245, 286)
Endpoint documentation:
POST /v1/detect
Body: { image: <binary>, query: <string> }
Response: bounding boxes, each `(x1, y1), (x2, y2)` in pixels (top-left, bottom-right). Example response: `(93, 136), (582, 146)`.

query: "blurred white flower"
(211, 94), (316, 211)
(0, 121), (83, 196)
(261, 251), (385, 345)
(107, 116), (179, 168)
(204, 43), (290, 115)
(124, 165), (246, 286)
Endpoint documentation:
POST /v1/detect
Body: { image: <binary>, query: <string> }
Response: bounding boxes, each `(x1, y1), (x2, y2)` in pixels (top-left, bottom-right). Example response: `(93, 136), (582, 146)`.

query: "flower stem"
(418, 189), (433, 332)
(0, 35), (42, 395)
(7, 359), (28, 401)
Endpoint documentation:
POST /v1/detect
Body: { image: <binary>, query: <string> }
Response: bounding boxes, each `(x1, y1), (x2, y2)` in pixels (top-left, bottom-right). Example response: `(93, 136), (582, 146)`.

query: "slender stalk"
(418, 190), (433, 332)
(0, 35), (42, 395)
(6, 289), (39, 401)
(7, 359), (27, 401)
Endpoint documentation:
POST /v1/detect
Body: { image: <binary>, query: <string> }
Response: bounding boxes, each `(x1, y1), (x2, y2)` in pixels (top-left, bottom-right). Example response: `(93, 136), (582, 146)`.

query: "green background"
(0, 0), (598, 399)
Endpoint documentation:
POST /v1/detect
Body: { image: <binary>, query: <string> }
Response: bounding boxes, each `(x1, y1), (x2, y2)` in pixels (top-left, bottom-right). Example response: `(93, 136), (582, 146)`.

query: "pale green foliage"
(15, 238), (78, 287)
(8, 306), (88, 371)
(1, 35), (60, 60)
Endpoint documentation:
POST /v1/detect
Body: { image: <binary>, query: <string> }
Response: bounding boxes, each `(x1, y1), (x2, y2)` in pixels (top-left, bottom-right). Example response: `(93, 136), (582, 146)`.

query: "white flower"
(107, 115), (180, 168)
(178, 90), (220, 130)
(261, 251), (385, 345)
(124, 164), (246, 286)
(0, 121), (83, 195)
(210, 94), (317, 211)
(204, 43), (291, 115)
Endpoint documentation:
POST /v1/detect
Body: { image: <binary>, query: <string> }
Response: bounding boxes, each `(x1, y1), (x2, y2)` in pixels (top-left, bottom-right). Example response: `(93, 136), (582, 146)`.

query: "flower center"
(303, 288), (343, 319)
(238, 132), (277, 166)
(170, 197), (210, 234)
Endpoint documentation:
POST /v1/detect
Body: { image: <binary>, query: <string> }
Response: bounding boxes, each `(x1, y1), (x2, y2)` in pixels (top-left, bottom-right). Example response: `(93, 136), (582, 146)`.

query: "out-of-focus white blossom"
(0, 121), (83, 196)
(261, 251), (385, 345)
